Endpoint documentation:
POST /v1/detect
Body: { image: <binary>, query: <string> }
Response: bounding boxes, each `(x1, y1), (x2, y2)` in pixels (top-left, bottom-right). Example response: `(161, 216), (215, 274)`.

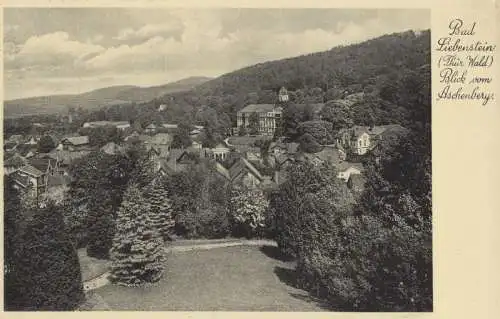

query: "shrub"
(230, 187), (269, 238)
(166, 160), (232, 239)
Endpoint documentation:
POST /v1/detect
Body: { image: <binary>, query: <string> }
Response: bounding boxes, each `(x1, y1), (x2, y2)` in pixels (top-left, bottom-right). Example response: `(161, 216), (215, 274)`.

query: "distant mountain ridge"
(4, 76), (212, 118)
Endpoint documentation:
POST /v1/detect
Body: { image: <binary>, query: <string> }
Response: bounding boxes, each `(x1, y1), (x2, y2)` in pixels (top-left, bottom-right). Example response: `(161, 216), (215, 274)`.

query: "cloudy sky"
(3, 8), (429, 100)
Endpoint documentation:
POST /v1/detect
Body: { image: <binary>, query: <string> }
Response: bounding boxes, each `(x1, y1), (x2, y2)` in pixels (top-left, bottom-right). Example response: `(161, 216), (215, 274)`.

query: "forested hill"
(9, 30), (430, 139)
(140, 30), (430, 129)
(191, 30), (430, 97)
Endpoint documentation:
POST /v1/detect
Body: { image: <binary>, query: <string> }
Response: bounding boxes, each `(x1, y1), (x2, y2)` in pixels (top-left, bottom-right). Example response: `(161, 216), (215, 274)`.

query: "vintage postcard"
(1, 0), (498, 317)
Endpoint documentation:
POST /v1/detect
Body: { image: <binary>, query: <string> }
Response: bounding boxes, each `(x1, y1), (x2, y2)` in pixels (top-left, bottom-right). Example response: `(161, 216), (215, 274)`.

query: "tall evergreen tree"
(143, 178), (175, 241)
(9, 201), (84, 310)
(109, 184), (165, 286)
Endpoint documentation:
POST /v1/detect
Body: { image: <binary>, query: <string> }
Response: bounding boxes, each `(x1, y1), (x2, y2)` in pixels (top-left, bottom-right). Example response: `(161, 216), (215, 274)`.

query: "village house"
(4, 153), (28, 175)
(230, 145), (262, 163)
(236, 104), (283, 136)
(145, 123), (158, 134)
(4, 141), (18, 152)
(7, 134), (25, 144)
(216, 157), (265, 189)
(337, 124), (408, 156)
(273, 155), (294, 184)
(101, 142), (126, 156)
(191, 140), (202, 150)
(229, 157), (265, 189)
(44, 150), (91, 176)
(204, 143), (231, 162)
(124, 131), (152, 144)
(58, 136), (90, 151)
(336, 162), (364, 182)
(40, 174), (72, 204)
(236, 87), (289, 136)
(10, 157), (61, 199)
(269, 141), (299, 157)
(145, 133), (173, 158)
(25, 136), (39, 146)
(11, 165), (46, 199)
(337, 126), (371, 156)
(162, 124), (179, 132)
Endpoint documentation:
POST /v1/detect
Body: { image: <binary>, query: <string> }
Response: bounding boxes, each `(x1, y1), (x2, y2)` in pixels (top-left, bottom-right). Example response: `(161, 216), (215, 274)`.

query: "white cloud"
(4, 9), (430, 99)
(7, 31), (104, 71)
(114, 21), (184, 42)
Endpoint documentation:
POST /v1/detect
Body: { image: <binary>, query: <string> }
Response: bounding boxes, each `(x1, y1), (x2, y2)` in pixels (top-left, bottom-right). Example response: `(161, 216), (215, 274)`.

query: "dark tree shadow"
(259, 245), (294, 262)
(273, 266), (300, 288)
(274, 266), (333, 311)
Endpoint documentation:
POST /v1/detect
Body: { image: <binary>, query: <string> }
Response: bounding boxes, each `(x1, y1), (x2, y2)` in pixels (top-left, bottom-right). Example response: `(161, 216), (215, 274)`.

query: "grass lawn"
(78, 248), (111, 282)
(93, 245), (329, 311)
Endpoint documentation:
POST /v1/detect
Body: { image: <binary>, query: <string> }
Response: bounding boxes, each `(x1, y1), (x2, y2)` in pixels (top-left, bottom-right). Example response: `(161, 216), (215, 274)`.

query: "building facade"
(236, 87), (289, 136)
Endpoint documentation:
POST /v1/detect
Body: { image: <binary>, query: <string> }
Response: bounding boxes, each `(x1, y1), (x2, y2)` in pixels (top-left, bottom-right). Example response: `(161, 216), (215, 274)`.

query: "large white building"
(236, 87), (289, 136)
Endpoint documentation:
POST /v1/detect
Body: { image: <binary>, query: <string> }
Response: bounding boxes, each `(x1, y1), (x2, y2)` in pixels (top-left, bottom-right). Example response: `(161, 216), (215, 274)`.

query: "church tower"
(278, 86), (289, 103)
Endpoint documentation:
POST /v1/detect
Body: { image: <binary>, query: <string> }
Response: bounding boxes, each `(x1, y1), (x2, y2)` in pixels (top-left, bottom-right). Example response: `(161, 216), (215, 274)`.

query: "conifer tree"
(144, 178), (175, 241)
(109, 184), (165, 286)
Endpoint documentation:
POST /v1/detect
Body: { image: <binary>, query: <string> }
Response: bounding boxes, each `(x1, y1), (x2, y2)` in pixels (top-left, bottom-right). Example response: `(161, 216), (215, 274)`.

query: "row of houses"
(337, 124), (409, 156)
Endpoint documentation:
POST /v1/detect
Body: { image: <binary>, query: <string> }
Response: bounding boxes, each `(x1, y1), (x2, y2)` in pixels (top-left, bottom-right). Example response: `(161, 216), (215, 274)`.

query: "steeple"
(278, 86), (289, 103)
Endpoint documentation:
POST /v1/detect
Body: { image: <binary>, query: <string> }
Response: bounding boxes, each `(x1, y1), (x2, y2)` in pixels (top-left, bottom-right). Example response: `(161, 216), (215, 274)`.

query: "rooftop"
(19, 164), (44, 177)
(229, 157), (264, 182)
(238, 104), (278, 114)
(63, 135), (89, 146)
(336, 162), (364, 172)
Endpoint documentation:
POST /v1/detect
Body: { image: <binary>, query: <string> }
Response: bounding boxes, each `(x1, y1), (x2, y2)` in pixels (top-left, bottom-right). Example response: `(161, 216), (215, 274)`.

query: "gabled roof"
(229, 157), (264, 182)
(275, 154), (293, 168)
(29, 158), (58, 173)
(11, 171), (31, 188)
(231, 144), (260, 154)
(62, 135), (89, 146)
(215, 162), (231, 180)
(145, 124), (157, 129)
(19, 164), (44, 177)
(352, 126), (370, 139)
(269, 142), (286, 150)
(4, 141), (18, 151)
(238, 104), (276, 113)
(46, 150), (90, 165)
(167, 148), (185, 162)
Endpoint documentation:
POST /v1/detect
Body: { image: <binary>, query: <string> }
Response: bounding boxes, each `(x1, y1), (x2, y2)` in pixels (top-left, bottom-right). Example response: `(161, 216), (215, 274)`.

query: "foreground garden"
(81, 243), (328, 311)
